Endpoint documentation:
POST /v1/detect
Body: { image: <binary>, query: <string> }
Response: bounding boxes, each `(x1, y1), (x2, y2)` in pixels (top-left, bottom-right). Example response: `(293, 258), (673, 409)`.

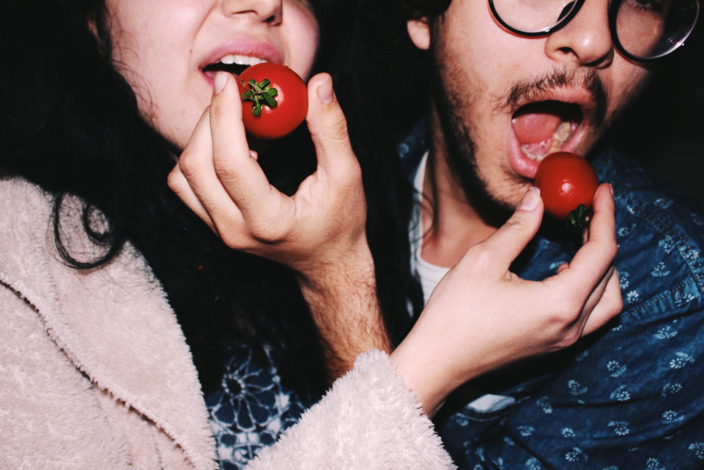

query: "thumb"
(305, 73), (359, 178)
(477, 187), (544, 272)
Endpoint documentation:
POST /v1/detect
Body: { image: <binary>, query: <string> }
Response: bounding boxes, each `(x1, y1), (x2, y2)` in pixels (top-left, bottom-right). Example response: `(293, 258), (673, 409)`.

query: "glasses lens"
(614, 0), (699, 60)
(492, 0), (581, 34)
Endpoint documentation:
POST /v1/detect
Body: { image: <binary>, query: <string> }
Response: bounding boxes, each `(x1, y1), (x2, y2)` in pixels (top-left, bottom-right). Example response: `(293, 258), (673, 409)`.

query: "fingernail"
(214, 72), (227, 95)
(316, 76), (334, 105)
(519, 186), (541, 211)
(608, 183), (614, 196)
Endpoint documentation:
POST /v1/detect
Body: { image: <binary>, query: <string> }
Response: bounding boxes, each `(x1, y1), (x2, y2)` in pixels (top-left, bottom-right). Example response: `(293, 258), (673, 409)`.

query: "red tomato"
(534, 152), (599, 229)
(238, 63), (308, 140)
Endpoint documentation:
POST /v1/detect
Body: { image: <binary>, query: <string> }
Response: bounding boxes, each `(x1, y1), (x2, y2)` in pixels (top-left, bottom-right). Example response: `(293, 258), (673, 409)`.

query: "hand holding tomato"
(238, 63), (308, 140)
(391, 184), (622, 416)
(170, 70), (367, 276)
(170, 72), (389, 377)
(535, 152), (599, 231)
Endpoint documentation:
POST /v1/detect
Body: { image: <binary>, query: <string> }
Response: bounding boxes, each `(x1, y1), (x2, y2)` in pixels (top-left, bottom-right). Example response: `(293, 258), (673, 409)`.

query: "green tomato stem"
(566, 204), (593, 232)
(241, 78), (278, 117)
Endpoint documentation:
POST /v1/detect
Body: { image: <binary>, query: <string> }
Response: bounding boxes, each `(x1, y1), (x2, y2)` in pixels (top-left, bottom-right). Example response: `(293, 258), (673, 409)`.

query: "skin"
(105, 0), (388, 378)
(407, 0), (652, 267)
(106, 0), (318, 149)
(164, 0), (623, 416)
(392, 184), (619, 416)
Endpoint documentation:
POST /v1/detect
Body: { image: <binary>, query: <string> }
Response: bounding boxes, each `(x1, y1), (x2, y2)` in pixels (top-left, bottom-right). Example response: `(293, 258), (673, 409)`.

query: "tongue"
(512, 112), (562, 146)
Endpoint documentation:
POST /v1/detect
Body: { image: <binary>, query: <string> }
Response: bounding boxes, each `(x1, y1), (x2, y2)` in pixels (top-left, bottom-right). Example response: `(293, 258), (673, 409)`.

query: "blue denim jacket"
(399, 121), (704, 469)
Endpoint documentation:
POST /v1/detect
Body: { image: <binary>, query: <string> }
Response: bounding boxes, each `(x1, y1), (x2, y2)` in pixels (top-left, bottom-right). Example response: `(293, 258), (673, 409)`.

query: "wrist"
(389, 325), (481, 417)
(295, 237), (391, 379)
(296, 235), (375, 297)
(390, 336), (453, 417)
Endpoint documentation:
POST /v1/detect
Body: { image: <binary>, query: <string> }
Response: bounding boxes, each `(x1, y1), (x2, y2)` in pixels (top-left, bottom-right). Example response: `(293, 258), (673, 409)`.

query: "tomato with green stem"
(534, 152), (599, 231)
(238, 63), (308, 140)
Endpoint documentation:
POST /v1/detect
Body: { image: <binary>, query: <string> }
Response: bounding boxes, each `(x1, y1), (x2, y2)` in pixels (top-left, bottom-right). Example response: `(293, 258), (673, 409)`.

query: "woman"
(0, 0), (621, 469)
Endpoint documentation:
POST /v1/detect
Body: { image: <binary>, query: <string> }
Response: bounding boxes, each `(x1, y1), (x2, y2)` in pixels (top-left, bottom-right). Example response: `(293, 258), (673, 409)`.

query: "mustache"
(499, 68), (608, 127)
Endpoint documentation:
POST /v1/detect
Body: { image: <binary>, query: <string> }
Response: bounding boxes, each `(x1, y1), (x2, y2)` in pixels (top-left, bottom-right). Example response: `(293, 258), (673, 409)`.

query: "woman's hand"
(391, 184), (622, 416)
(168, 72), (389, 378)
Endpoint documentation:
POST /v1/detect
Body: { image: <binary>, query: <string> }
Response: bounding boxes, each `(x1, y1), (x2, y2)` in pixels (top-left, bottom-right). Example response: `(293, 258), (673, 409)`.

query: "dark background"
(612, 21), (704, 205)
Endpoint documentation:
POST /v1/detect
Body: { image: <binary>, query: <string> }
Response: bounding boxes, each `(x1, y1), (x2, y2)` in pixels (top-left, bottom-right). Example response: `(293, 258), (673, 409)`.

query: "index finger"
(552, 183), (618, 290)
(209, 72), (284, 220)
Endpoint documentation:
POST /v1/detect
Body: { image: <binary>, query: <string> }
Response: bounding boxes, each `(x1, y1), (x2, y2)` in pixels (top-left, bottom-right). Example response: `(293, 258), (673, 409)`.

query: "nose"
(545, 0), (614, 67)
(221, 0), (283, 24)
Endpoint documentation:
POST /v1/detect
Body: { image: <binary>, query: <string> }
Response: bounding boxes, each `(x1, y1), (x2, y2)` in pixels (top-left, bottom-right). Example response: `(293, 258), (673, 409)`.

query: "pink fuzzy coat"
(0, 178), (454, 469)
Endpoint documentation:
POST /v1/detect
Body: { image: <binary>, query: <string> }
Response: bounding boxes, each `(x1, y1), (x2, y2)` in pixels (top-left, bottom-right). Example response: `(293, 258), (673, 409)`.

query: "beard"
(428, 41), (610, 229)
(429, 55), (515, 228)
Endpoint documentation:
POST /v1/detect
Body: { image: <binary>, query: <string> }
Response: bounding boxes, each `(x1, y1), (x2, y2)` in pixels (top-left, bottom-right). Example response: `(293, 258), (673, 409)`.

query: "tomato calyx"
(238, 63), (308, 140)
(240, 78), (278, 117)
(566, 204), (593, 232)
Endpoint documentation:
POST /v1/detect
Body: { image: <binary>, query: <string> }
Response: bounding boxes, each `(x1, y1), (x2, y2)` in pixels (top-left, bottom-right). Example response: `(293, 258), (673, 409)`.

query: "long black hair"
(0, 0), (330, 394)
(0, 0), (433, 397)
(316, 0), (432, 327)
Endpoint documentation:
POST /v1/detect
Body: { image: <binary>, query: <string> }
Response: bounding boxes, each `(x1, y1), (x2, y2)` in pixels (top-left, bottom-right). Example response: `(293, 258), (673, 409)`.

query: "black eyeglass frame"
(487, 0), (700, 62)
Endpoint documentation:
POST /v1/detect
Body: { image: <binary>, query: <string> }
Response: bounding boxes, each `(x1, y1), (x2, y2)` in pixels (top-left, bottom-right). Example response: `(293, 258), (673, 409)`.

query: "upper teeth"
(219, 55), (267, 66)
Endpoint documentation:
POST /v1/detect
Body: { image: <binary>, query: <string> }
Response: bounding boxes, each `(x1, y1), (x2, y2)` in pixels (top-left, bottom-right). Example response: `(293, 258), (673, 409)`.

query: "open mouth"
(202, 54), (268, 76)
(511, 101), (583, 161)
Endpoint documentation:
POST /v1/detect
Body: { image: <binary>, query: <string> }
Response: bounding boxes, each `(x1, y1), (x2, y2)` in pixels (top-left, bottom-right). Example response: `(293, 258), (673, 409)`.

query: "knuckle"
(339, 161), (363, 185)
(546, 294), (584, 326)
(214, 222), (250, 250)
(176, 151), (203, 179)
(504, 212), (533, 233)
(554, 329), (582, 349)
(315, 113), (350, 143)
(212, 157), (243, 183)
(248, 219), (290, 245)
(461, 244), (495, 272)
(558, 296), (584, 321)
(469, 243), (493, 263)
(166, 170), (183, 193)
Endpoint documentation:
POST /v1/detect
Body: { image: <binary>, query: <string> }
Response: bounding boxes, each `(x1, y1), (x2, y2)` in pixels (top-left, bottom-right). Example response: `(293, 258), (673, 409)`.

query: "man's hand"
(168, 72), (390, 379)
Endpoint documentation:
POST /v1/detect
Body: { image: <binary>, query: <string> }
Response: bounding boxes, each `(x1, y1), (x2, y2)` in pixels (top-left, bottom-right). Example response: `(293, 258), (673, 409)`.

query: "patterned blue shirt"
(205, 344), (316, 469)
(399, 122), (704, 469)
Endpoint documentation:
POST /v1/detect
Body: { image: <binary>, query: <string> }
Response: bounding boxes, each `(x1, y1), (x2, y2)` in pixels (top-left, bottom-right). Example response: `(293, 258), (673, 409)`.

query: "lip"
(508, 88), (597, 180)
(200, 39), (283, 84)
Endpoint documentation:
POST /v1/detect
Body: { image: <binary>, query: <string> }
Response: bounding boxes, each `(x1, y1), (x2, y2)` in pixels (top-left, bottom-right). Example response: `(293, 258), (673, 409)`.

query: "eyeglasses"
(488, 0), (700, 62)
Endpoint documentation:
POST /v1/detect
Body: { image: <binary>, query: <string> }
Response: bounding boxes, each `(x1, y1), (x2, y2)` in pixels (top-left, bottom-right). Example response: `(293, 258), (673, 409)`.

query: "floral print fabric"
(206, 344), (315, 469)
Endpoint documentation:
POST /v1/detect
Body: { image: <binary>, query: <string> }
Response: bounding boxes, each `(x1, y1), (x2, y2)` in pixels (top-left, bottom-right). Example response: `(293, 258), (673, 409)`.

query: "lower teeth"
(521, 121), (573, 160)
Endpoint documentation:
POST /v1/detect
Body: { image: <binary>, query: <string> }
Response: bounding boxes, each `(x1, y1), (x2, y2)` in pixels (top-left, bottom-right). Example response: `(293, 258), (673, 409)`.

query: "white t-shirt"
(409, 153), (451, 305)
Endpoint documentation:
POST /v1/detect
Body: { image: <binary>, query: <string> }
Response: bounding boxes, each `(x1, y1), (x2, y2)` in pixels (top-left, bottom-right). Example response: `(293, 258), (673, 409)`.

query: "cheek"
(110, 8), (206, 148)
(285, 7), (319, 80)
(604, 63), (651, 121)
(109, 12), (173, 112)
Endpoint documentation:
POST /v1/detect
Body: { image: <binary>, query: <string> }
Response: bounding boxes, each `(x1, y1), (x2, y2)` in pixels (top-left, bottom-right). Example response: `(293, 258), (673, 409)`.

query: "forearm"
(297, 241), (391, 380)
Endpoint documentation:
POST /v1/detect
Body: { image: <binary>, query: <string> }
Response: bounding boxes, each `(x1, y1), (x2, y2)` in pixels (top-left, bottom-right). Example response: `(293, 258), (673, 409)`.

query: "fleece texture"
(0, 178), (218, 469)
(0, 177), (456, 469)
(246, 350), (457, 470)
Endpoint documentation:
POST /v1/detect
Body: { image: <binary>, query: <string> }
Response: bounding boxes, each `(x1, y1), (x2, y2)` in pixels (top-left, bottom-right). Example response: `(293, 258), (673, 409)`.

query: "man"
(394, 0), (704, 467)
